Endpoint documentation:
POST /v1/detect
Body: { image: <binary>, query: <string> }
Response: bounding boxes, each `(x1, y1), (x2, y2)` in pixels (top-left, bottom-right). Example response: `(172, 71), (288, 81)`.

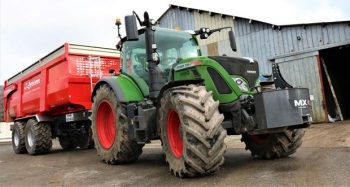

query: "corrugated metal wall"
(234, 18), (350, 122)
(277, 52), (326, 123)
(158, 7), (238, 57)
(235, 18), (350, 75)
(159, 8), (195, 30)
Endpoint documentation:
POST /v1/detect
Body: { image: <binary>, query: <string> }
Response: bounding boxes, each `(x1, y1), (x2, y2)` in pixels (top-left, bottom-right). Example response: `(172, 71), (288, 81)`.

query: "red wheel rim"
(250, 134), (269, 144)
(167, 109), (183, 158)
(96, 100), (116, 149)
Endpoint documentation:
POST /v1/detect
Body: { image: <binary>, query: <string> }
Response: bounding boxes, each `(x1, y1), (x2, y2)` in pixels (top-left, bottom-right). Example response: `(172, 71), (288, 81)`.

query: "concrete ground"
(0, 122), (349, 186)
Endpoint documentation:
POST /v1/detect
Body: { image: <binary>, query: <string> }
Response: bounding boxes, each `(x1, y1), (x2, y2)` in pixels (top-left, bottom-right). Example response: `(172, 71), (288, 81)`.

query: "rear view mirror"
(125, 15), (139, 41)
(229, 31), (237, 52)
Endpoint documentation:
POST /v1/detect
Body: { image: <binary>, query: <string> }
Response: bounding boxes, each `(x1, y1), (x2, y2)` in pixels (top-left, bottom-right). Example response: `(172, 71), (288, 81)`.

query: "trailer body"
(4, 43), (120, 154)
(4, 43), (120, 121)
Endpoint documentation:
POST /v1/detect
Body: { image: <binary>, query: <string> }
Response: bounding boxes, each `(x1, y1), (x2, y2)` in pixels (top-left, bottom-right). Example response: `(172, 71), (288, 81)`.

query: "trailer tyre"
(159, 85), (227, 177)
(25, 119), (52, 155)
(59, 136), (77, 150)
(242, 129), (305, 159)
(92, 84), (143, 164)
(12, 122), (27, 154)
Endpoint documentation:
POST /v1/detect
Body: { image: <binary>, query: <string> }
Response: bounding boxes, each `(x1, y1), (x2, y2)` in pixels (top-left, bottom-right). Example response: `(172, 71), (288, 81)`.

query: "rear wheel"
(12, 122), (27, 154)
(242, 129), (305, 159)
(24, 119), (52, 155)
(92, 84), (143, 164)
(159, 85), (227, 177)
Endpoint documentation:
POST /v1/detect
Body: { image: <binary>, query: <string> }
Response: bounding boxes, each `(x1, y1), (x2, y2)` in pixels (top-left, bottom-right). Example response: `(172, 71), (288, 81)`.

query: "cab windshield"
(121, 28), (201, 82)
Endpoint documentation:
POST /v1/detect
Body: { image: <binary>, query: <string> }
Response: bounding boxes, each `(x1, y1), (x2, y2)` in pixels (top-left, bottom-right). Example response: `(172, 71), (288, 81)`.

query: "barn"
(158, 4), (350, 123)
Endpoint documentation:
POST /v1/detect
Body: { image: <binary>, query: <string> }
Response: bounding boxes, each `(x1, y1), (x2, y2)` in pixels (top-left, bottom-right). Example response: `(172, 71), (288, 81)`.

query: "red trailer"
(3, 43), (120, 154)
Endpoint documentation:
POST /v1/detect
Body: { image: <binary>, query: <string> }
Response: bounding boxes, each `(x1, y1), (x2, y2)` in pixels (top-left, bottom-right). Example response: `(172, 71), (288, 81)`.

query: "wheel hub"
(14, 130), (19, 147)
(27, 129), (34, 147)
(96, 100), (116, 149)
(167, 110), (183, 158)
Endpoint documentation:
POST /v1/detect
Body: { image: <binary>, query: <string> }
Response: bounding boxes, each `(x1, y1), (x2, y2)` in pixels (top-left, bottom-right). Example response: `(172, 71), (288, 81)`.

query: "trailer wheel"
(24, 119), (52, 155)
(12, 122), (27, 154)
(92, 84), (143, 164)
(58, 136), (77, 150)
(159, 85), (227, 177)
(241, 129), (305, 159)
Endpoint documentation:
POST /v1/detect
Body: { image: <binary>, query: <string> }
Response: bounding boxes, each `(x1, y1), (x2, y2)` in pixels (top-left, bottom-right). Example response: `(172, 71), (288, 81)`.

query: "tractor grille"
(209, 56), (259, 88)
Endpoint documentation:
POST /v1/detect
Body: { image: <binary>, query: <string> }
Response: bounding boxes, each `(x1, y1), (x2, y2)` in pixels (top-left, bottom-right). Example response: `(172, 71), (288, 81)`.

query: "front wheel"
(159, 85), (227, 177)
(91, 84), (143, 164)
(242, 129), (305, 159)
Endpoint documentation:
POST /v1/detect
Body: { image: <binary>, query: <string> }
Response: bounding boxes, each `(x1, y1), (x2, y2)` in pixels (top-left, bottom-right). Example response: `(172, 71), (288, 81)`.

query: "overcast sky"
(1, 0), (349, 83)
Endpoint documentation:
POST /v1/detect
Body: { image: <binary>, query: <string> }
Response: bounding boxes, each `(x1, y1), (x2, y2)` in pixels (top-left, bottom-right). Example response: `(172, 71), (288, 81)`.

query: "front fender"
(156, 79), (204, 107)
(173, 57), (243, 104)
(91, 74), (144, 103)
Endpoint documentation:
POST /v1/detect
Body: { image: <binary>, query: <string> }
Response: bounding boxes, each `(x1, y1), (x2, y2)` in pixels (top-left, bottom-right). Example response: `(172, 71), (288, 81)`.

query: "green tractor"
(91, 11), (312, 177)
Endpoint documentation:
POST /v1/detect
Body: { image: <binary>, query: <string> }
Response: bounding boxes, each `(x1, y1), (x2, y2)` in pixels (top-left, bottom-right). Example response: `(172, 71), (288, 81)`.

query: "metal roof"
(158, 4), (350, 28)
(158, 4), (233, 22)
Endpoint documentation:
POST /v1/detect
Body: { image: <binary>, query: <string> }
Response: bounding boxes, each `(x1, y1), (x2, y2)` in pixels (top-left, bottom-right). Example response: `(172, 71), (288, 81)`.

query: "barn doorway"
(319, 45), (350, 121)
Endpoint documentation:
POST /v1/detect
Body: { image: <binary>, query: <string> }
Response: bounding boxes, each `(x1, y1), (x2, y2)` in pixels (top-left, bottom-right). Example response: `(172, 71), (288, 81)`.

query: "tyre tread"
(92, 84), (143, 164)
(25, 119), (52, 155)
(12, 122), (27, 154)
(242, 129), (305, 159)
(160, 85), (226, 177)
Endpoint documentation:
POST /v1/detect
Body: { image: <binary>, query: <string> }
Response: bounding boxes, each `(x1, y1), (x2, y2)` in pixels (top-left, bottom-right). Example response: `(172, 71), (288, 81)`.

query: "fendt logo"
(24, 79), (41, 90)
(294, 99), (311, 108)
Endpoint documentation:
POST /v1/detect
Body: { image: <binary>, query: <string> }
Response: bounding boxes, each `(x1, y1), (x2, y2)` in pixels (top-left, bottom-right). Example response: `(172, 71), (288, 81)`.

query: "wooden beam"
(320, 57), (344, 121)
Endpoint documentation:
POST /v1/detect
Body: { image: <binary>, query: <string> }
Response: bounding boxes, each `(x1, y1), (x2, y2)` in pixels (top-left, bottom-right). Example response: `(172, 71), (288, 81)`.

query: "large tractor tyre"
(92, 84), (143, 164)
(12, 122), (27, 154)
(241, 129), (305, 159)
(58, 136), (77, 150)
(159, 84), (227, 177)
(24, 119), (52, 155)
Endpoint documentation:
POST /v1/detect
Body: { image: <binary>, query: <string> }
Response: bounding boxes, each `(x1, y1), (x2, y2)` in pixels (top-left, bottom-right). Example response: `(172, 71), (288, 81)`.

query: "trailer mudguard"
(91, 74), (145, 103)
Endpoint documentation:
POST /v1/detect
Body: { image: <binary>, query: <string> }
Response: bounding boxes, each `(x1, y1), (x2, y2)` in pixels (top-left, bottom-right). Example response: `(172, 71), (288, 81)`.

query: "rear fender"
(91, 75), (144, 103)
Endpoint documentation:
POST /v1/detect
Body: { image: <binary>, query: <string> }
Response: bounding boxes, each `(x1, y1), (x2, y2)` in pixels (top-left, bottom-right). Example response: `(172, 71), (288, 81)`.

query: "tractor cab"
(121, 28), (201, 84)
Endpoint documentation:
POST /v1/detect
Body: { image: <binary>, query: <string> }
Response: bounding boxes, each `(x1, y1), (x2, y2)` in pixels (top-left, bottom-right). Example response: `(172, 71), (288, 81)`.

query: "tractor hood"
(208, 56), (259, 89)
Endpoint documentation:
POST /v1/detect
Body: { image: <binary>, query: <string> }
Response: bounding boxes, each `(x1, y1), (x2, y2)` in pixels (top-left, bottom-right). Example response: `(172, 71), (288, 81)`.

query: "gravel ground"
(0, 122), (349, 186)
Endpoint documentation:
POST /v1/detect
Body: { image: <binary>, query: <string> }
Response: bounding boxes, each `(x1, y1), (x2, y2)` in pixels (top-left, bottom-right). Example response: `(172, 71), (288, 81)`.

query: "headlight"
(234, 77), (249, 92)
